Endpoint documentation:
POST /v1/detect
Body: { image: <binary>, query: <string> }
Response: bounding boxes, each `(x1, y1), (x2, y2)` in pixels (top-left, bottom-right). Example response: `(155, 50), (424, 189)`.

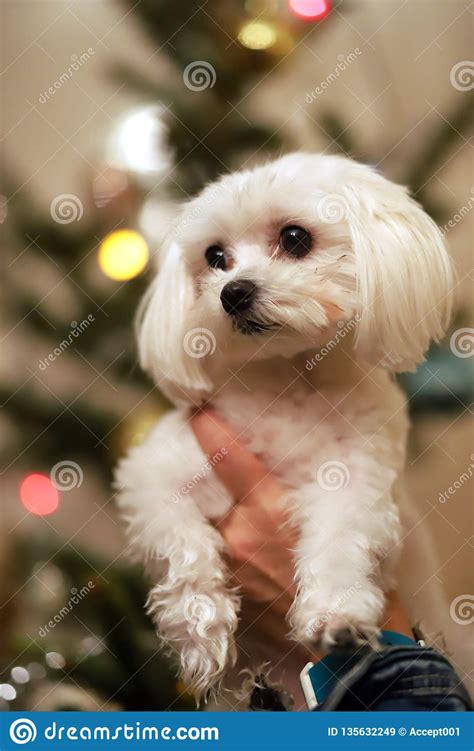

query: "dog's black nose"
(220, 280), (256, 316)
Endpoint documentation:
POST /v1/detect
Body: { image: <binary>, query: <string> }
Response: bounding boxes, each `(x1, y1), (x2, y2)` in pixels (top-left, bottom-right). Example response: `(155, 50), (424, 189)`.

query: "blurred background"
(1, 0), (473, 711)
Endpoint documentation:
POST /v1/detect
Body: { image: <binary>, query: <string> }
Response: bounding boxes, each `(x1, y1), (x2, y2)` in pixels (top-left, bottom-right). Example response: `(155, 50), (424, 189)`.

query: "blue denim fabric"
(315, 646), (472, 712)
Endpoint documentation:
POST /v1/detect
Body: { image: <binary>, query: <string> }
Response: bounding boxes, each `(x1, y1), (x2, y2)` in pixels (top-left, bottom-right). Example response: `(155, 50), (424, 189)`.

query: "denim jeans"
(315, 645), (472, 711)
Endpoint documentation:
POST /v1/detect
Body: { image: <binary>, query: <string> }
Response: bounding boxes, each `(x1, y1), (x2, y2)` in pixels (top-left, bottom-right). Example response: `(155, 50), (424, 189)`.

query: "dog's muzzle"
(220, 280), (256, 316)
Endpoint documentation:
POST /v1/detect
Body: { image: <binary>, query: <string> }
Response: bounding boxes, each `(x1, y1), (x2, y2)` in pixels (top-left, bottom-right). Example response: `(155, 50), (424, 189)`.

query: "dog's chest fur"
(198, 353), (409, 516)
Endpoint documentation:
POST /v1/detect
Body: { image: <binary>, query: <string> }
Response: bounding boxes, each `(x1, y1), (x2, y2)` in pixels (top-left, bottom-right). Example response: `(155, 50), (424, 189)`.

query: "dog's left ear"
(342, 169), (454, 372)
(136, 241), (213, 404)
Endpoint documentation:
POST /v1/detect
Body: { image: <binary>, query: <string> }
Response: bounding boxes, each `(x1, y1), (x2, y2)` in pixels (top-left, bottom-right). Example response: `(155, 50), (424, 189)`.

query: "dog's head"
(138, 153), (453, 403)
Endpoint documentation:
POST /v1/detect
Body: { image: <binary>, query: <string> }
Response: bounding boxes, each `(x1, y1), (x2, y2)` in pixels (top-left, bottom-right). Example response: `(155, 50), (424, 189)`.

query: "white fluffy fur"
(115, 153), (453, 698)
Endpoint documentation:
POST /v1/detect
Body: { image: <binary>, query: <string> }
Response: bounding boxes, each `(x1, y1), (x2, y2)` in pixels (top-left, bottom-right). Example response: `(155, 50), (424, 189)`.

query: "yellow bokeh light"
(98, 229), (149, 281)
(238, 20), (277, 50)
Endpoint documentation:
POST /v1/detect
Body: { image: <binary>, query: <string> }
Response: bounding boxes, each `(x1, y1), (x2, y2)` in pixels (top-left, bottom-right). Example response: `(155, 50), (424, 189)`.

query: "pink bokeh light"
(289, 0), (331, 21)
(20, 473), (60, 516)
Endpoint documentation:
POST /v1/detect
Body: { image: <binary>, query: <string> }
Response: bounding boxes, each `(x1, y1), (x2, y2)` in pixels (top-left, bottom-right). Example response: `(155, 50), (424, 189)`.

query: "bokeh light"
(46, 652), (66, 669)
(11, 667), (30, 684)
(107, 106), (171, 175)
(238, 20), (278, 50)
(20, 473), (59, 516)
(98, 229), (149, 281)
(0, 684), (16, 701)
(288, 0), (331, 20)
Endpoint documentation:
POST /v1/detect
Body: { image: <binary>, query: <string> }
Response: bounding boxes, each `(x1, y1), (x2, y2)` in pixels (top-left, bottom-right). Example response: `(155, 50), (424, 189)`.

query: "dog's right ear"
(136, 241), (212, 404)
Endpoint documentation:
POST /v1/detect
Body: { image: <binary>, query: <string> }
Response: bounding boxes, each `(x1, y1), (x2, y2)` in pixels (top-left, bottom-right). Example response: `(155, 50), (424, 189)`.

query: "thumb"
(190, 409), (282, 507)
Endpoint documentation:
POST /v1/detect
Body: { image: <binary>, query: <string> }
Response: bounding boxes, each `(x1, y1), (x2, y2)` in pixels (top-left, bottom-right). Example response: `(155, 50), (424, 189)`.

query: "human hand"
(190, 409), (297, 603)
(190, 409), (413, 651)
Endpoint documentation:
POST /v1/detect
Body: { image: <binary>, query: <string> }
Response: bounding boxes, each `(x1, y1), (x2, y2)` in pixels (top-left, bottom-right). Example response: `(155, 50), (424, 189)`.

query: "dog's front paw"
(291, 583), (384, 651)
(308, 614), (380, 651)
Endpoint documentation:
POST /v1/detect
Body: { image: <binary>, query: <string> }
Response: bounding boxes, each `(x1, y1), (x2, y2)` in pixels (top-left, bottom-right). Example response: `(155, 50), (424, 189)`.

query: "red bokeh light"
(20, 473), (59, 516)
(289, 0), (331, 20)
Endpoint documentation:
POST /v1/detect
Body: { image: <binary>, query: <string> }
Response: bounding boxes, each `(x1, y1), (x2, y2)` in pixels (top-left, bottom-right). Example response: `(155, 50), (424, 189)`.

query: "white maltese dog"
(115, 153), (453, 699)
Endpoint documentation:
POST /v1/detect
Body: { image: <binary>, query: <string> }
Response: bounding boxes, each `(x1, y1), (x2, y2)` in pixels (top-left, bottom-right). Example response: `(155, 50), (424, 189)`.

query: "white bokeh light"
(0, 684), (17, 701)
(107, 105), (171, 175)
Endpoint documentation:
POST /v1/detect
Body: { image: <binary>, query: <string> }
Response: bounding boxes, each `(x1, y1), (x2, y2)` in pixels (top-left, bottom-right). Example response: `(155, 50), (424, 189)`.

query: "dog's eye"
(205, 245), (227, 270)
(279, 225), (312, 258)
